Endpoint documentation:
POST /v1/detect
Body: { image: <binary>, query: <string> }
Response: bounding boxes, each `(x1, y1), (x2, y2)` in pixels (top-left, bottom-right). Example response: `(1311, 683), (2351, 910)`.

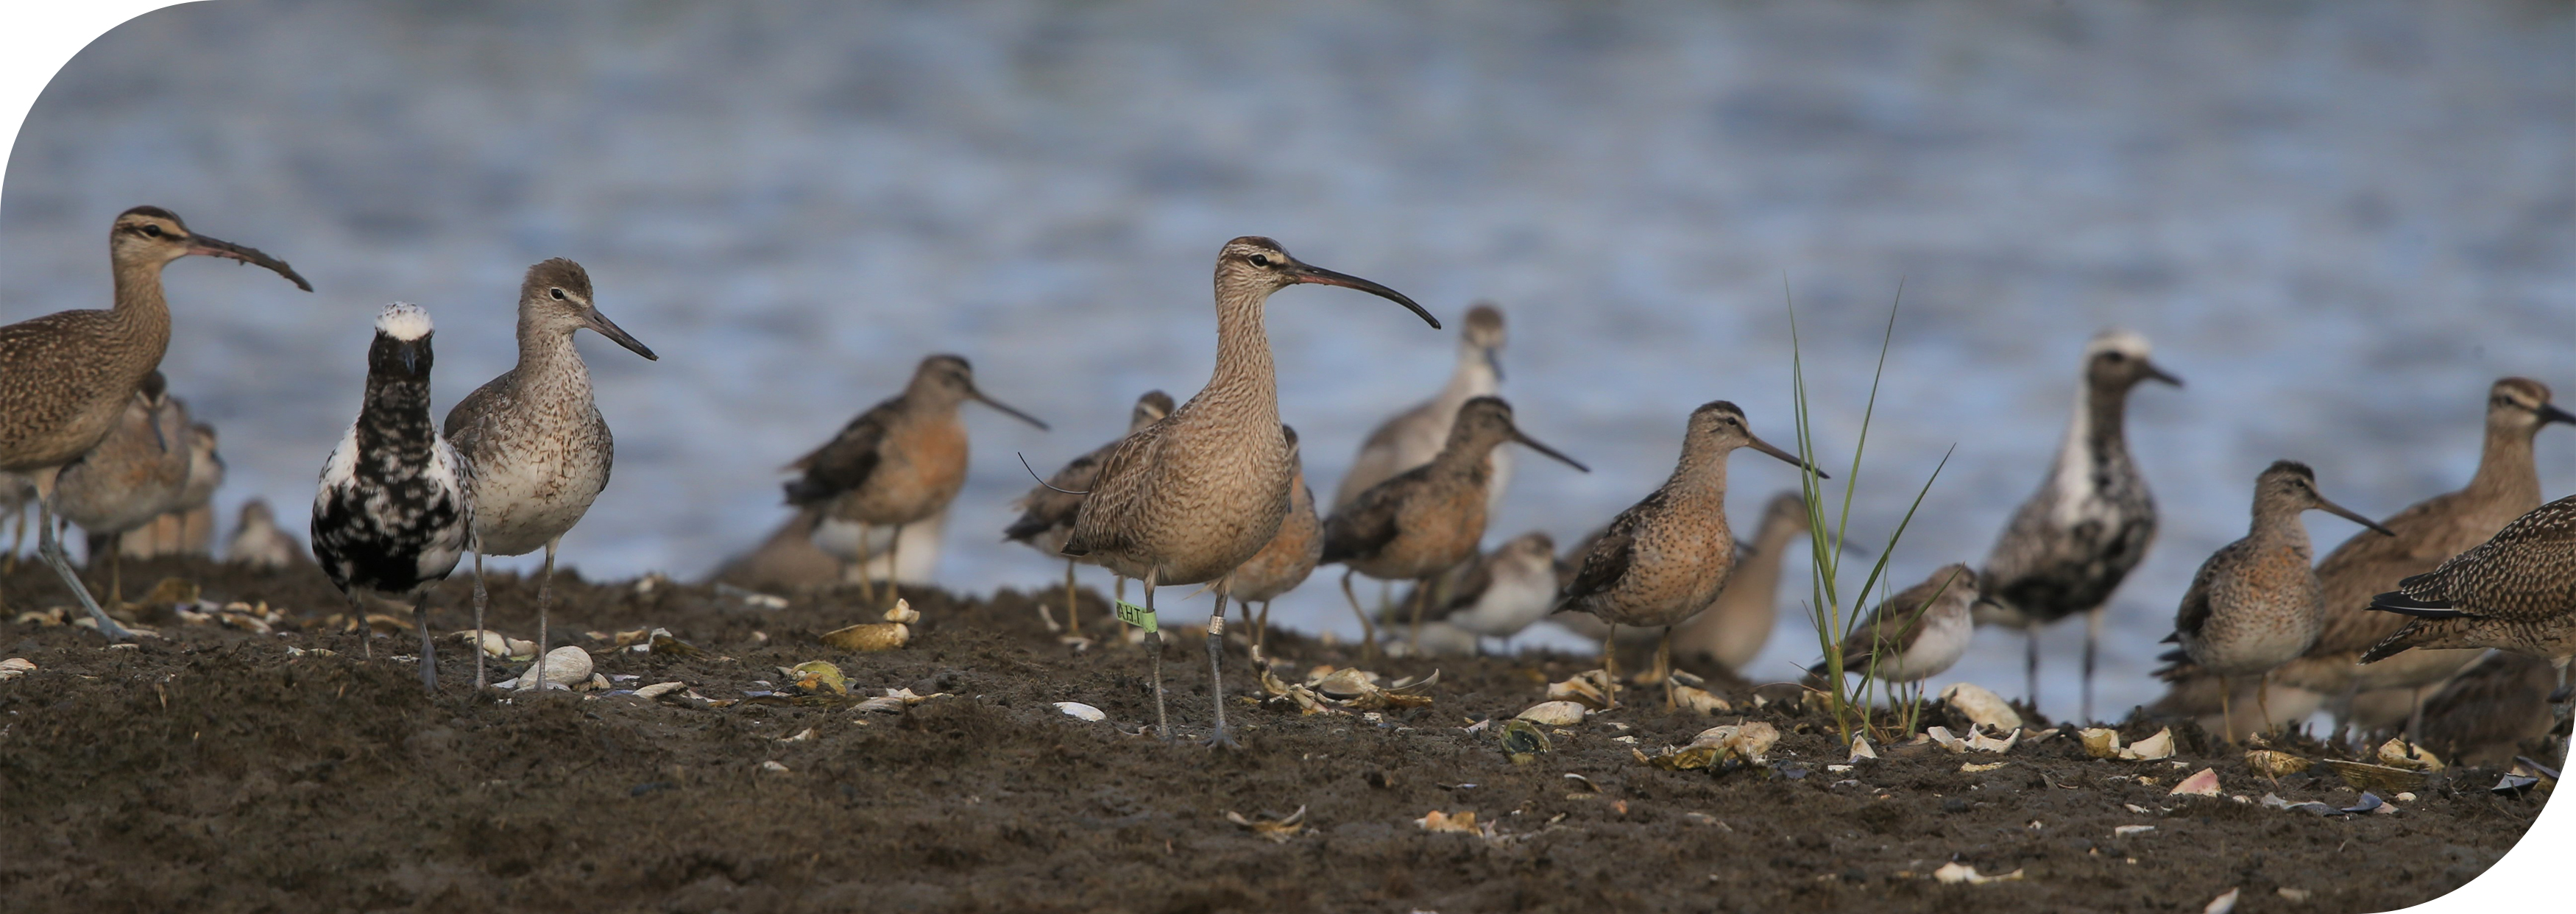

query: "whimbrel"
(445, 258), (657, 691)
(1806, 564), (1978, 688)
(1061, 236), (1437, 747)
(1225, 425), (1323, 653)
(787, 354), (1046, 609)
(225, 498), (305, 570)
(2163, 461), (2391, 740)
(312, 303), (473, 691)
(0, 206), (307, 639)
(2269, 378), (2572, 737)
(1415, 531), (1559, 654)
(1324, 396), (1586, 655)
(1005, 389), (1172, 636)
(52, 372), (194, 610)
(1557, 401), (1818, 709)
(1978, 329), (2179, 722)
(2363, 492), (2576, 688)
(1333, 302), (1510, 512)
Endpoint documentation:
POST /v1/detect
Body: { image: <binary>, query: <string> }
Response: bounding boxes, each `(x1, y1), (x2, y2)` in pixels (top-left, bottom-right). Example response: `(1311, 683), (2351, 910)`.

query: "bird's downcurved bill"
(1284, 263), (1439, 329)
(1747, 435), (1830, 480)
(974, 392), (1051, 431)
(581, 311), (659, 361)
(2320, 498), (2395, 537)
(2143, 361), (2184, 387)
(1511, 430), (1588, 472)
(185, 233), (312, 292)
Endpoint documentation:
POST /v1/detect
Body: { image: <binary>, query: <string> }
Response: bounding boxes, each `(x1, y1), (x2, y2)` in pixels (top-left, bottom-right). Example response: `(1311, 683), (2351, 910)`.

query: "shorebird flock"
(5, 206), (2574, 757)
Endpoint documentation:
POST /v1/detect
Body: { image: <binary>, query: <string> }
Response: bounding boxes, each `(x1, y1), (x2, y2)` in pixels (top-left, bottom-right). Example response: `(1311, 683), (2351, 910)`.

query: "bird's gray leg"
(1602, 623), (1621, 709)
(1206, 588), (1237, 750)
(2023, 628), (2040, 718)
(1406, 576), (1430, 652)
(350, 592), (372, 659)
(884, 523), (903, 612)
(414, 598), (437, 693)
(107, 545), (123, 612)
(1144, 571), (1170, 741)
(1340, 570), (1376, 662)
(853, 523), (876, 606)
(2255, 670), (2276, 737)
(2404, 684), (2427, 748)
(2081, 606), (2106, 724)
(2218, 675), (2234, 744)
(1659, 626), (1678, 710)
(471, 550), (489, 691)
(1063, 559), (1080, 637)
(534, 537), (558, 690)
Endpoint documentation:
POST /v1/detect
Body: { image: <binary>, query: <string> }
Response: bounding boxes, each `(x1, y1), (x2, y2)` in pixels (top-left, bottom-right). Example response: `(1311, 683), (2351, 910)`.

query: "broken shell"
(1515, 701), (1589, 726)
(2204, 887), (2240, 914)
(1847, 735), (1877, 762)
(2170, 768), (2222, 797)
(821, 621), (910, 652)
(2319, 759), (2427, 794)
(500, 646), (592, 690)
(882, 599), (920, 625)
(457, 630), (539, 660)
(2122, 728), (2176, 761)
(785, 660), (849, 696)
(634, 681), (688, 700)
(2079, 727), (2124, 759)
(1964, 727), (2020, 754)
(1415, 810), (1480, 834)
(2375, 738), (2444, 772)
(1224, 805), (1308, 843)
(2113, 824), (2156, 837)
(1670, 684), (1731, 714)
(760, 760), (790, 774)
(1313, 667), (1380, 701)
(1925, 726), (1969, 754)
(1931, 862), (2024, 885)
(1688, 721), (1780, 765)
(1961, 761), (2009, 773)
(1054, 701), (1105, 722)
(1498, 718), (1551, 759)
(1546, 670), (1618, 709)
(2246, 749), (2307, 779)
(1939, 682), (2024, 731)
(0, 657), (33, 680)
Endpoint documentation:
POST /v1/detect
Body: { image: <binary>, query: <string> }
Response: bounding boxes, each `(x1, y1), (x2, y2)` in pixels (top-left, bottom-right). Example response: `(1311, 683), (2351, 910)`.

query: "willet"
(786, 354), (1047, 608)
(0, 206), (307, 639)
(52, 372), (194, 609)
(1557, 401), (1818, 709)
(1061, 236), (1437, 747)
(225, 498), (305, 570)
(1324, 396), (1586, 655)
(2269, 378), (2571, 737)
(1675, 492), (1811, 675)
(1005, 389), (1172, 636)
(1415, 531), (1559, 654)
(1978, 329), (2180, 722)
(2164, 461), (2391, 740)
(312, 303), (473, 691)
(445, 258), (657, 691)
(2363, 492), (2576, 687)
(1332, 302), (1510, 512)
(1806, 564), (1978, 688)
(1225, 425), (1323, 653)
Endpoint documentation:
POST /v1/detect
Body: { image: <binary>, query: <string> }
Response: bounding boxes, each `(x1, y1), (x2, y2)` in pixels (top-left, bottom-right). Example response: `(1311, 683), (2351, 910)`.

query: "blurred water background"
(2, 0), (2569, 723)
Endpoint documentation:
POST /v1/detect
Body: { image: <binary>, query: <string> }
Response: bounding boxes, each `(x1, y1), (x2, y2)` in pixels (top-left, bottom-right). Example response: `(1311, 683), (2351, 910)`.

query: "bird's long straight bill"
(974, 392), (1051, 431)
(581, 310), (660, 361)
(2320, 497), (2396, 536)
(1747, 434), (1830, 480)
(1283, 263), (1440, 330)
(1510, 429), (1589, 472)
(185, 233), (312, 291)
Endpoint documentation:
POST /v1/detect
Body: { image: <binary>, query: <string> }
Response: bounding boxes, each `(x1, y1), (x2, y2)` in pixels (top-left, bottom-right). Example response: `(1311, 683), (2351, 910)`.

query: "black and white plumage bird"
(312, 302), (472, 692)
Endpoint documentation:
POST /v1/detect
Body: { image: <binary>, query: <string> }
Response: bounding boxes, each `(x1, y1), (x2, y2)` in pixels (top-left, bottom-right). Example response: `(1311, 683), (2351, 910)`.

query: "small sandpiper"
(1978, 329), (2179, 722)
(2164, 461), (2391, 740)
(312, 303), (473, 691)
(445, 258), (657, 691)
(51, 372), (193, 610)
(225, 498), (304, 570)
(1420, 531), (1560, 654)
(1807, 564), (1978, 689)
(1225, 425), (1325, 653)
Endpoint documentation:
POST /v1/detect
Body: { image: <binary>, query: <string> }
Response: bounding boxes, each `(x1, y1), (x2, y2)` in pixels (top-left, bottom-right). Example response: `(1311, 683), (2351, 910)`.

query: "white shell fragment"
(2114, 824), (2156, 837)
(1939, 682), (2023, 731)
(2083, 727), (2177, 761)
(1054, 701), (1106, 722)
(457, 629), (538, 660)
(496, 645), (593, 691)
(2123, 729), (2176, 760)
(0, 657), (33, 680)
(2204, 887), (2240, 914)
(634, 681), (688, 699)
(2170, 768), (2222, 797)
(760, 760), (790, 774)
(1932, 862), (2024, 885)
(1516, 701), (1590, 726)
(1847, 735), (1877, 762)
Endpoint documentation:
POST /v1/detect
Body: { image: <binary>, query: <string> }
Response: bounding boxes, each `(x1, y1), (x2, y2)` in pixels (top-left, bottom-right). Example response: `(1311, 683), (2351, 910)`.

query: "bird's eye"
(550, 288), (567, 301)
(2103, 352), (2126, 363)
(1248, 254), (1272, 267)
(141, 224), (163, 238)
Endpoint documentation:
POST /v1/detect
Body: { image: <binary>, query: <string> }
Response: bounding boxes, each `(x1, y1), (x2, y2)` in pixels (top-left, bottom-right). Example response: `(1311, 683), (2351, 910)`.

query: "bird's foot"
(1202, 726), (1241, 751)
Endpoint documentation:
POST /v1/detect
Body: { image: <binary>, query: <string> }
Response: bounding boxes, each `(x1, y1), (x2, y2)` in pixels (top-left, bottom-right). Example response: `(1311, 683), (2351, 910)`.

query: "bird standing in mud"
(50, 372), (193, 610)
(2165, 461), (2391, 740)
(313, 304), (472, 691)
(1005, 389), (1171, 638)
(1557, 401), (1818, 709)
(1413, 531), (1562, 656)
(1324, 396), (1586, 656)
(1223, 425), (1325, 654)
(445, 258), (657, 691)
(1978, 329), (2180, 723)
(0, 206), (308, 639)
(788, 354), (1047, 609)
(1061, 236), (1438, 748)
(1808, 564), (1978, 690)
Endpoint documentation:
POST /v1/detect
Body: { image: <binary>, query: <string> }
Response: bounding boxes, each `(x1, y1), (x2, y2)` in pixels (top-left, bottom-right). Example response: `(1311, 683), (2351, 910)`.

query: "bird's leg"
(2255, 670), (2276, 737)
(884, 523), (903, 612)
(1256, 601), (1272, 655)
(2082, 606), (2106, 724)
(1659, 626), (1677, 710)
(1601, 623), (1621, 710)
(414, 598), (437, 693)
(108, 546), (123, 611)
(36, 509), (126, 641)
(1406, 576), (1429, 652)
(1205, 590), (1236, 750)
(351, 592), (372, 659)
(1115, 575), (1126, 605)
(2024, 629), (2040, 718)
(1340, 570), (1376, 662)
(852, 524), (876, 606)
(1144, 573), (1170, 741)
(534, 538), (558, 691)
(2406, 686), (2429, 747)
(470, 550), (489, 691)
(1063, 559), (1080, 636)
(2218, 675), (2235, 744)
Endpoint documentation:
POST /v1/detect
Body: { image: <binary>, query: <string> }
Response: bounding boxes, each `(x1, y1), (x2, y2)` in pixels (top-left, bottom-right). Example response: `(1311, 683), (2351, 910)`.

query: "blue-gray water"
(3, 1), (2569, 724)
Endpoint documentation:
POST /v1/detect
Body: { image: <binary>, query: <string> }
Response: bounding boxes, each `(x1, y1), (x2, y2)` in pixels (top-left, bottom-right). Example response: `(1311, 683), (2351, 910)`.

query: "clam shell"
(2079, 728), (2124, 759)
(2122, 728), (2176, 760)
(1054, 701), (1105, 721)
(2169, 768), (2222, 797)
(0, 657), (33, 680)
(1939, 682), (2024, 731)
(1313, 667), (1379, 701)
(821, 621), (910, 651)
(1515, 701), (1588, 726)
(2245, 749), (2308, 779)
(503, 646), (592, 690)
(882, 599), (921, 625)
(2375, 739), (2444, 772)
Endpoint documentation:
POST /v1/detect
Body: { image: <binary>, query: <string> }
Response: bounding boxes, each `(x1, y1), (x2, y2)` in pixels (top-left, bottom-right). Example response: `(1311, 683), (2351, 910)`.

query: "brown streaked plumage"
(1005, 390), (1172, 638)
(2416, 651), (2558, 766)
(445, 258), (658, 690)
(1227, 426), (1324, 652)
(53, 373), (195, 609)
(786, 354), (1047, 608)
(1325, 396), (1585, 654)
(224, 498), (306, 570)
(2163, 461), (2392, 740)
(2260, 379), (2572, 736)
(1807, 564), (1978, 686)
(1676, 492), (1811, 673)
(1557, 401), (1819, 708)
(2363, 493), (2576, 678)
(120, 420), (224, 559)
(1, 207), (305, 639)
(1332, 302), (1510, 512)
(1060, 236), (1437, 747)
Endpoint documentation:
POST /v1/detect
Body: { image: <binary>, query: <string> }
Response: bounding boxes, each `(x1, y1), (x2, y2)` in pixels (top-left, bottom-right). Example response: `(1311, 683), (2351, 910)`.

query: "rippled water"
(4, 0), (2569, 722)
